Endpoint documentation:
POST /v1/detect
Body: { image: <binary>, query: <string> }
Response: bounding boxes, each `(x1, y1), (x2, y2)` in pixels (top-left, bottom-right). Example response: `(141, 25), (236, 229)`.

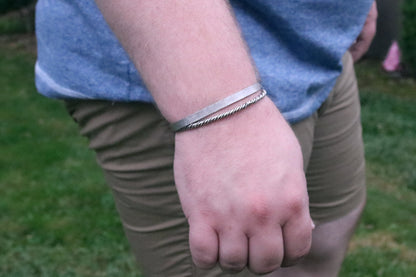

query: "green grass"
(339, 61), (416, 277)
(0, 38), (140, 276)
(1, 37), (415, 276)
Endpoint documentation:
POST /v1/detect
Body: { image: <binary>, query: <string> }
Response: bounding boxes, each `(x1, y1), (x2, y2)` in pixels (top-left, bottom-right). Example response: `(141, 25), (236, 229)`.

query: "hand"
(174, 97), (314, 274)
(349, 1), (378, 62)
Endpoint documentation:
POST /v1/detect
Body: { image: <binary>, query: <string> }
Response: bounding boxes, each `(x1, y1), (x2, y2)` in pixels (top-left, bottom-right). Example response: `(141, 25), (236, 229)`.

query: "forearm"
(95, 0), (258, 122)
(94, 2), (313, 274)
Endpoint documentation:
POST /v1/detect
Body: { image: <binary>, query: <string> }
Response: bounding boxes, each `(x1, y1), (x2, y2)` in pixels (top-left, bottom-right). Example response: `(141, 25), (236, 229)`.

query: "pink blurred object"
(382, 41), (402, 72)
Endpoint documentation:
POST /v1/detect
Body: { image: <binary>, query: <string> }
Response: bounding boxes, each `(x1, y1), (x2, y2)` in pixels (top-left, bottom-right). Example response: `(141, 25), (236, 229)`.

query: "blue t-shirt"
(35, 0), (373, 123)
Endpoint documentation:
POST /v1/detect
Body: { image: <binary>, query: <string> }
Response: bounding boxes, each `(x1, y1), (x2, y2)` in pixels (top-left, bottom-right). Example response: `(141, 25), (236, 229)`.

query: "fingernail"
(311, 221), (316, 229)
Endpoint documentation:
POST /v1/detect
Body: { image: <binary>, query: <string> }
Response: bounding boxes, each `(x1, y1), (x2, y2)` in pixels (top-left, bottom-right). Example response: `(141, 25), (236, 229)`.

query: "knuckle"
(286, 195), (305, 215)
(284, 186), (308, 215)
(220, 251), (246, 272)
(298, 243), (312, 258)
(284, 242), (312, 267)
(249, 253), (282, 275)
(293, 246), (311, 261)
(192, 252), (217, 269)
(247, 199), (273, 225)
(190, 240), (217, 268)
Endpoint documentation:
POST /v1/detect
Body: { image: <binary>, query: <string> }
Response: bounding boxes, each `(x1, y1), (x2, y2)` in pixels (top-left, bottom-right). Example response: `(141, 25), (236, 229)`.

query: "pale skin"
(94, 0), (376, 275)
(349, 1), (378, 62)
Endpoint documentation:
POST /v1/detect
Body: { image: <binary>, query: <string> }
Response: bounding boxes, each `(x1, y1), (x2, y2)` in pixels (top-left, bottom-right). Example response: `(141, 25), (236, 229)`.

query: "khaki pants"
(65, 52), (365, 276)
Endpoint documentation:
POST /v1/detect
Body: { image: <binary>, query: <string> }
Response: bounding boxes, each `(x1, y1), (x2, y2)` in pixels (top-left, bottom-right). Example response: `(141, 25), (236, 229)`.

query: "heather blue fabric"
(35, 0), (373, 123)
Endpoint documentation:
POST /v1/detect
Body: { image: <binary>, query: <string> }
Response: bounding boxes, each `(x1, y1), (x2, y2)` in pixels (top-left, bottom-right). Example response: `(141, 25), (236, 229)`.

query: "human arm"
(349, 1), (378, 62)
(94, 0), (313, 273)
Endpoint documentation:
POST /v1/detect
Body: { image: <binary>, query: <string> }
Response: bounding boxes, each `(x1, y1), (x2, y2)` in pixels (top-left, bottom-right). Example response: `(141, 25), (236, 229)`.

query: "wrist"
(171, 83), (265, 132)
(175, 95), (287, 141)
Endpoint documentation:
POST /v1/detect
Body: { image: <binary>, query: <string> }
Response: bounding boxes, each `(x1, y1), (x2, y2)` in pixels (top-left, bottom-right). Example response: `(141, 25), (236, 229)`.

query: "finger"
(281, 215), (313, 267)
(350, 40), (368, 62)
(248, 228), (283, 274)
(218, 230), (248, 273)
(189, 220), (219, 269)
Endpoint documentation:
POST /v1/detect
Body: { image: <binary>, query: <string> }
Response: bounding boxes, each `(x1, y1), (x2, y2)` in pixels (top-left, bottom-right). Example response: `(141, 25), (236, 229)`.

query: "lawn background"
(1, 35), (415, 276)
